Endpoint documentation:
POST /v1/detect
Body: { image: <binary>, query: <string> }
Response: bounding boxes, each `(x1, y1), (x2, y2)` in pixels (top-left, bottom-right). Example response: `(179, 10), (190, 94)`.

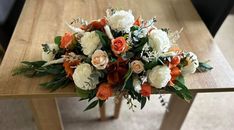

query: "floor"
(0, 7), (234, 130)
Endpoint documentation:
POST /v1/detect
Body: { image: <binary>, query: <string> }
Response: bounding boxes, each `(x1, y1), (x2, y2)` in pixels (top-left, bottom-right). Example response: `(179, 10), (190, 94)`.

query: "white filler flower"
(80, 31), (100, 56)
(107, 10), (134, 33)
(148, 66), (171, 88)
(72, 63), (99, 90)
(148, 29), (171, 53)
(42, 43), (59, 62)
(181, 52), (199, 74)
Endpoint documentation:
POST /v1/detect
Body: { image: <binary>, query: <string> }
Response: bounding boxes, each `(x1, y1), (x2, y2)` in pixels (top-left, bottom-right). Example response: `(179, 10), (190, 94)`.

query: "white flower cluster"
(41, 43), (59, 61)
(80, 31), (101, 56)
(148, 29), (171, 53)
(107, 10), (135, 33)
(182, 52), (199, 75)
(72, 63), (99, 90)
(148, 66), (171, 88)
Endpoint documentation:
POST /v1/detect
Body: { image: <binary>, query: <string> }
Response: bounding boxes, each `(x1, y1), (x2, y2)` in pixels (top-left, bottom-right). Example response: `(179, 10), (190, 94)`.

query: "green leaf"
(144, 60), (160, 70)
(95, 30), (109, 50)
(130, 26), (139, 32)
(141, 97), (147, 109)
(54, 36), (61, 45)
(40, 75), (70, 92)
(76, 87), (93, 98)
(165, 76), (192, 101)
(174, 77), (192, 101)
(122, 67), (133, 90)
(197, 62), (213, 72)
(84, 100), (99, 111)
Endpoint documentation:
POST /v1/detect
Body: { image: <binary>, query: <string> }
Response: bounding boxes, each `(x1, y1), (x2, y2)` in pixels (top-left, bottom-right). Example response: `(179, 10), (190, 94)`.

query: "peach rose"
(96, 83), (113, 100)
(91, 50), (109, 70)
(131, 60), (144, 74)
(60, 32), (73, 49)
(141, 83), (152, 97)
(111, 37), (128, 55)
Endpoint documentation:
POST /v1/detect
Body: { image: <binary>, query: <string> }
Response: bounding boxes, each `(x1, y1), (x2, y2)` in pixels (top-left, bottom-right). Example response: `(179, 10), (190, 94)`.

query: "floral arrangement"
(13, 9), (212, 111)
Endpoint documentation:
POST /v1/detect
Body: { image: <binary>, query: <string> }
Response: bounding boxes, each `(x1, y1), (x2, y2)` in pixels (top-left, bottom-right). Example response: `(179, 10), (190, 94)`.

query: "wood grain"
(30, 98), (63, 130)
(160, 93), (197, 130)
(0, 0), (234, 98)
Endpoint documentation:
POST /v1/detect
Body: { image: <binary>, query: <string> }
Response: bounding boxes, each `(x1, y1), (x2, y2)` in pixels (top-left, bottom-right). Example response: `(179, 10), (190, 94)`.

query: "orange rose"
(111, 37), (128, 55)
(96, 83), (113, 100)
(141, 83), (152, 97)
(60, 32), (73, 49)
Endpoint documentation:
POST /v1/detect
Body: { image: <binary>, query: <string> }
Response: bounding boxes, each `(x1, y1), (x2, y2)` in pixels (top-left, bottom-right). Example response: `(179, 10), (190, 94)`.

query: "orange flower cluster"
(63, 60), (80, 77)
(96, 83), (113, 100)
(169, 56), (182, 86)
(60, 32), (74, 49)
(141, 83), (152, 97)
(81, 18), (107, 31)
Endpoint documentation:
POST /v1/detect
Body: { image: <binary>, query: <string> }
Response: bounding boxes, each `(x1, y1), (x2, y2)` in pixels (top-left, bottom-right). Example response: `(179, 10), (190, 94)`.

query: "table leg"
(113, 95), (123, 119)
(30, 98), (63, 130)
(99, 103), (107, 121)
(159, 93), (197, 130)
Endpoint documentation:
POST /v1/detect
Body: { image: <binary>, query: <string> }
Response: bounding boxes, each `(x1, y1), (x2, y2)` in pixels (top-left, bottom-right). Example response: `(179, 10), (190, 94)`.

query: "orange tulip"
(96, 83), (113, 100)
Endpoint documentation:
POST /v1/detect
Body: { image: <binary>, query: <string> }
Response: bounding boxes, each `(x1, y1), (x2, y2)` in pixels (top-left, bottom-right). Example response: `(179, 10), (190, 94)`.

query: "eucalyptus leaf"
(197, 62), (213, 72)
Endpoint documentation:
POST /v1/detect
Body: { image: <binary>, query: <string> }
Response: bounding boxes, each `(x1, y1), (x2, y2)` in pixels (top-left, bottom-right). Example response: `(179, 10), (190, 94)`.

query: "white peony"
(72, 63), (99, 90)
(80, 31), (101, 56)
(181, 52), (199, 75)
(148, 29), (171, 53)
(41, 43), (59, 62)
(148, 66), (171, 88)
(107, 10), (135, 33)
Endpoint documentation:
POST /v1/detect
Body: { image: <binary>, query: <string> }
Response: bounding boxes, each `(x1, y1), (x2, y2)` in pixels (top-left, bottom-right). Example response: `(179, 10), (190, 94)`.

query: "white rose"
(91, 50), (109, 70)
(181, 52), (199, 74)
(80, 31), (100, 56)
(148, 29), (171, 53)
(107, 10), (135, 33)
(41, 43), (59, 61)
(131, 60), (144, 74)
(72, 63), (99, 90)
(148, 66), (171, 88)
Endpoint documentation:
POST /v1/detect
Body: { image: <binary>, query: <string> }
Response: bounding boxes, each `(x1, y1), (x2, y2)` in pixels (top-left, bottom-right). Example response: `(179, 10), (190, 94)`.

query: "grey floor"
(1, 8), (234, 130)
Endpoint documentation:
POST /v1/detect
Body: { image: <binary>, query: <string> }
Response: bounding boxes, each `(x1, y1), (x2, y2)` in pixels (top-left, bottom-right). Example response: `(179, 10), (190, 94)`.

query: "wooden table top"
(0, 0), (234, 98)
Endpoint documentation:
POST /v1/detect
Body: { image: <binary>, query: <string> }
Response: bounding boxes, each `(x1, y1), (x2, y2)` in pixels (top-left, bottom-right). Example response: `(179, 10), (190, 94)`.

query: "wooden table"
(0, 0), (234, 130)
